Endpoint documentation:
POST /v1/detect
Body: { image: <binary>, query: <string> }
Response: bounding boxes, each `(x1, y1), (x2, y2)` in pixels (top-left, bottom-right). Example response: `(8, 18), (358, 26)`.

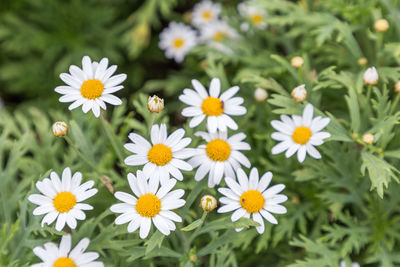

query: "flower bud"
(290, 56), (304, 69)
(200, 195), (217, 212)
(363, 67), (378, 86)
(52, 121), (68, 137)
(362, 133), (374, 144)
(374, 19), (389, 32)
(291, 84), (307, 102)
(395, 81), (400, 94)
(254, 88), (268, 102)
(358, 57), (367, 66)
(147, 95), (164, 113)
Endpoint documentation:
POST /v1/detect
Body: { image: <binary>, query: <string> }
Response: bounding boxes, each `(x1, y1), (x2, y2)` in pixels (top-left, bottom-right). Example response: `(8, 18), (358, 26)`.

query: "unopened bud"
(254, 88), (268, 102)
(147, 95), (164, 113)
(395, 81), (400, 94)
(189, 254), (197, 262)
(291, 84), (307, 102)
(363, 67), (378, 86)
(358, 57), (367, 66)
(200, 195), (217, 211)
(374, 19), (389, 32)
(362, 133), (374, 144)
(52, 121), (68, 137)
(290, 56), (304, 69)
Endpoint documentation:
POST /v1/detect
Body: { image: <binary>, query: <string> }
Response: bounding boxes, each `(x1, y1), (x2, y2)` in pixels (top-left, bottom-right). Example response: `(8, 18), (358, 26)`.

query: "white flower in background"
(32, 234), (103, 267)
(147, 95), (164, 113)
(291, 84), (307, 102)
(179, 78), (246, 133)
(110, 171), (185, 239)
(238, 1), (268, 29)
(339, 260), (360, 267)
(124, 124), (193, 184)
(159, 22), (198, 63)
(270, 104), (331, 163)
(52, 121), (68, 137)
(362, 66), (378, 86)
(200, 195), (218, 211)
(189, 130), (250, 187)
(191, 0), (221, 27)
(199, 21), (239, 54)
(28, 167), (97, 231)
(55, 56), (127, 117)
(218, 168), (287, 234)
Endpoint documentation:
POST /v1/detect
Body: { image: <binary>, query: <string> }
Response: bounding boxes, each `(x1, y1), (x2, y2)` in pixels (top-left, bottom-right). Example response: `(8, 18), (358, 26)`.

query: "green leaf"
(181, 219), (203, 232)
(145, 230), (165, 255)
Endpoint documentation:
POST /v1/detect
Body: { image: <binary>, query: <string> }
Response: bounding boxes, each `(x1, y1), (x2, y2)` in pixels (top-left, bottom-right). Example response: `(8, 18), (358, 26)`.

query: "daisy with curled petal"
(55, 55), (127, 117)
(270, 104), (331, 163)
(217, 168), (287, 234)
(32, 234), (103, 267)
(110, 171), (186, 239)
(179, 78), (246, 133)
(191, 0), (221, 27)
(159, 22), (198, 63)
(28, 167), (97, 231)
(124, 124), (194, 184)
(188, 130), (251, 188)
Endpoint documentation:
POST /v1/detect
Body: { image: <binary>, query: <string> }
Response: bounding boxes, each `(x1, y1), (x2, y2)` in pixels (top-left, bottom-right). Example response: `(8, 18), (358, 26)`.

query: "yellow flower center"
(201, 97), (223, 116)
(292, 126), (312, 145)
(251, 14), (263, 24)
(202, 11), (212, 20)
(240, 190), (265, 213)
(173, 38), (185, 49)
(80, 79), (104, 100)
(136, 194), (161, 217)
(148, 144), (173, 166)
(53, 192), (76, 213)
(53, 257), (76, 267)
(206, 139), (231, 161)
(213, 31), (227, 42)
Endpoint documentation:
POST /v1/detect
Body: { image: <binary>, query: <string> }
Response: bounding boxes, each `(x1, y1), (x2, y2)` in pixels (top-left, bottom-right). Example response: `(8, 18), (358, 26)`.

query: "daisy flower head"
(191, 0), (221, 27)
(179, 78), (246, 133)
(28, 167), (97, 231)
(199, 20), (239, 44)
(159, 22), (198, 63)
(238, 1), (268, 29)
(32, 234), (103, 267)
(110, 171), (186, 239)
(124, 124), (193, 184)
(189, 130), (251, 188)
(55, 56), (127, 117)
(217, 168), (287, 234)
(270, 104), (331, 163)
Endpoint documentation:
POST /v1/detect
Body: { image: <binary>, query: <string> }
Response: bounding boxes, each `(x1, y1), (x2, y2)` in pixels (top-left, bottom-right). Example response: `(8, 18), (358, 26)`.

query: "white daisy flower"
(55, 55), (127, 117)
(188, 130), (251, 188)
(124, 124), (193, 184)
(217, 168), (287, 234)
(32, 234), (103, 267)
(199, 20), (239, 44)
(270, 104), (331, 163)
(238, 1), (268, 29)
(191, 0), (221, 27)
(340, 260), (360, 267)
(159, 22), (197, 63)
(179, 78), (246, 133)
(28, 167), (98, 231)
(110, 171), (186, 239)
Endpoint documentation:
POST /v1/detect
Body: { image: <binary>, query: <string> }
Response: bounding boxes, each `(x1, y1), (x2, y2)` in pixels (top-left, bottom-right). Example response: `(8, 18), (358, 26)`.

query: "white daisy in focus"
(159, 22), (198, 63)
(179, 78), (246, 133)
(55, 56), (127, 117)
(28, 167), (97, 231)
(189, 130), (251, 188)
(199, 21), (239, 54)
(191, 0), (221, 27)
(124, 124), (193, 184)
(217, 168), (287, 234)
(238, 1), (268, 29)
(270, 104), (331, 163)
(32, 234), (103, 267)
(110, 171), (186, 239)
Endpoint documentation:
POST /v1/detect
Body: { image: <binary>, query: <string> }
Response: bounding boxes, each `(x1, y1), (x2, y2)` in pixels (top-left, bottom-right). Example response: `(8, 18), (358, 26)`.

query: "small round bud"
(362, 133), (374, 144)
(200, 195), (217, 212)
(363, 67), (379, 86)
(291, 84), (307, 102)
(147, 95), (164, 113)
(358, 57), (367, 66)
(374, 19), (389, 32)
(395, 81), (400, 94)
(52, 121), (68, 137)
(254, 88), (268, 102)
(290, 56), (304, 69)
(351, 132), (359, 139)
(189, 254), (197, 262)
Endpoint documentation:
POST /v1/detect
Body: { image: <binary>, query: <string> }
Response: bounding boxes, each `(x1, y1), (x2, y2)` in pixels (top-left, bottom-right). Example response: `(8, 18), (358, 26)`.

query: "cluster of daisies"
(159, 0), (268, 62)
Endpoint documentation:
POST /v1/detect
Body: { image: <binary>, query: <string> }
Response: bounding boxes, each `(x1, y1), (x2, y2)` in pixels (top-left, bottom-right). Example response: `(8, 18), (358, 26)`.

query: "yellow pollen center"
(136, 194), (161, 217)
(53, 192), (76, 213)
(251, 14), (263, 24)
(213, 31), (227, 42)
(173, 38), (185, 48)
(292, 126), (312, 144)
(201, 97), (223, 116)
(80, 79), (104, 100)
(53, 257), (76, 267)
(202, 11), (212, 20)
(206, 139), (231, 161)
(148, 144), (173, 166)
(240, 190), (264, 213)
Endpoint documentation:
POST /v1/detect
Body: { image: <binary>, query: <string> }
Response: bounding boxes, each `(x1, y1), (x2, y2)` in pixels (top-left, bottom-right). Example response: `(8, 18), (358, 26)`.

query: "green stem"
(64, 136), (99, 172)
(188, 211), (208, 245)
(390, 94), (400, 115)
(100, 111), (125, 163)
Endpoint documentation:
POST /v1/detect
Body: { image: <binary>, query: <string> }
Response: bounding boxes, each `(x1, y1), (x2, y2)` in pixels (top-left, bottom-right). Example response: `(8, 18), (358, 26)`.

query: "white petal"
(209, 78), (221, 97)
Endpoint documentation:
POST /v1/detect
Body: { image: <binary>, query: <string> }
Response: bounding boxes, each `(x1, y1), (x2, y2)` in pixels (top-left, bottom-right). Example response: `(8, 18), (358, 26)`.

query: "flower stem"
(100, 110), (125, 163)
(188, 211), (208, 245)
(390, 94), (400, 115)
(64, 136), (99, 173)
